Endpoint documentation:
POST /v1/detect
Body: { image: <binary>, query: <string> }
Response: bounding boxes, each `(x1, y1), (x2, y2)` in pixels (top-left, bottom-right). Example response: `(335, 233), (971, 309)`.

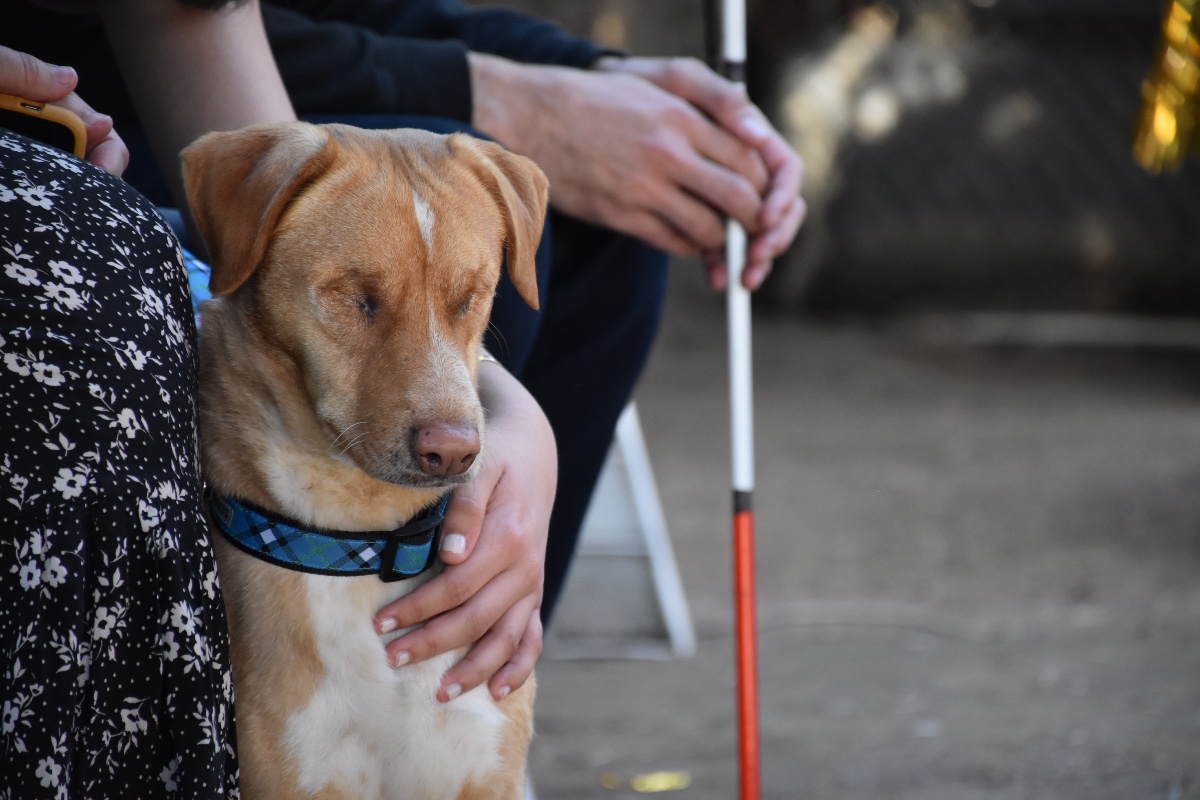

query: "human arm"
(98, 0), (296, 214)
(260, 0), (611, 122)
(374, 359), (555, 702)
(269, 0), (609, 69)
(0, 45), (128, 175)
(263, 3), (474, 120)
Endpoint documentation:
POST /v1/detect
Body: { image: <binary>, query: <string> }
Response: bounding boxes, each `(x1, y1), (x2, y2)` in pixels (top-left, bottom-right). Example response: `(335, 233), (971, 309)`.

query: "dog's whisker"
(338, 431), (370, 458)
(328, 421), (368, 452)
(336, 436), (363, 458)
(484, 321), (508, 358)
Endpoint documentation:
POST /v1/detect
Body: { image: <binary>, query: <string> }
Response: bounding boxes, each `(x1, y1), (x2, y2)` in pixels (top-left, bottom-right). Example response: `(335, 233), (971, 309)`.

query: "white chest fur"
(284, 573), (507, 799)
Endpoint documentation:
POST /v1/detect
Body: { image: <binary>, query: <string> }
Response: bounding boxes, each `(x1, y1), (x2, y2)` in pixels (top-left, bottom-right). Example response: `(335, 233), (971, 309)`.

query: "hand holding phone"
(0, 93), (87, 157)
(0, 46), (129, 176)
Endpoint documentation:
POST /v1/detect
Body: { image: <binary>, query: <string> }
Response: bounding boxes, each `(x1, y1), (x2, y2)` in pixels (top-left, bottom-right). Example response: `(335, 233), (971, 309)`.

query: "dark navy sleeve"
(264, 3), (474, 121)
(264, 0), (617, 121)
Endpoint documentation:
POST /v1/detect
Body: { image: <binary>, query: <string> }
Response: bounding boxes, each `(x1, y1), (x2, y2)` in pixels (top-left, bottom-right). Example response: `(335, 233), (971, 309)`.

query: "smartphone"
(0, 93), (86, 158)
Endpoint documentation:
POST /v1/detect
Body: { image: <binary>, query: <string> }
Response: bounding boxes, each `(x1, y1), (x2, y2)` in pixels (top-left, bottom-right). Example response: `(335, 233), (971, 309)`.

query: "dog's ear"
(181, 122), (337, 296)
(449, 135), (548, 311)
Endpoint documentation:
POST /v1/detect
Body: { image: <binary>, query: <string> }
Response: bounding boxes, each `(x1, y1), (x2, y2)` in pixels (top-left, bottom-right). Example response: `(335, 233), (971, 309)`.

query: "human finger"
(657, 189), (727, 252)
(703, 248), (727, 291)
(687, 119), (770, 197)
(703, 193), (806, 292)
(743, 195), (808, 290)
(671, 146), (764, 234)
(434, 483), (490, 569)
(486, 611), (542, 701)
(631, 156), (735, 252)
(435, 594), (541, 703)
(85, 131), (130, 177)
(383, 566), (526, 671)
(373, 539), (487, 644)
(753, 127), (806, 231)
(596, 192), (705, 256)
(372, 483), (490, 667)
(0, 46), (78, 102)
(376, 470), (544, 668)
(51, 92), (128, 171)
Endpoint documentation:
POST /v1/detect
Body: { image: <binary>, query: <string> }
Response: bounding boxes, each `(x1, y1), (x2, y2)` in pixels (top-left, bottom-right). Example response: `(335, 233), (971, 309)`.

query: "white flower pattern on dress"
(4, 262), (38, 286)
(1, 129), (236, 797)
(47, 260), (82, 285)
(15, 184), (55, 210)
(52, 467), (87, 500)
(35, 756), (61, 787)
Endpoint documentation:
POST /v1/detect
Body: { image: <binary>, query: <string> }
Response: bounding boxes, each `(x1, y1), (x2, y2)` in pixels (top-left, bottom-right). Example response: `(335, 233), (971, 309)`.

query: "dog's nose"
(413, 423), (480, 477)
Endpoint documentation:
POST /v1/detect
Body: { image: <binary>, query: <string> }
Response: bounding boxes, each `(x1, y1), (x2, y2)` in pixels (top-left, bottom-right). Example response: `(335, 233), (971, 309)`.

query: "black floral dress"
(0, 130), (238, 798)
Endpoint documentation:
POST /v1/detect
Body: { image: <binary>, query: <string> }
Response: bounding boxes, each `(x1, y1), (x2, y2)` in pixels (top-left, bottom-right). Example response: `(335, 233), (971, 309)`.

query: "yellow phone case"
(0, 93), (87, 158)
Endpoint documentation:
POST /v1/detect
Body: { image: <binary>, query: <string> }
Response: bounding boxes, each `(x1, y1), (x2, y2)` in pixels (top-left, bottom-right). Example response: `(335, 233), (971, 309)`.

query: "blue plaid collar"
(208, 491), (451, 582)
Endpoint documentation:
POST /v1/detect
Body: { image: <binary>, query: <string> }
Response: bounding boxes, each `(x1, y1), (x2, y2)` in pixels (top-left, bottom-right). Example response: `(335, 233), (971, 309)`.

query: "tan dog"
(182, 122), (547, 800)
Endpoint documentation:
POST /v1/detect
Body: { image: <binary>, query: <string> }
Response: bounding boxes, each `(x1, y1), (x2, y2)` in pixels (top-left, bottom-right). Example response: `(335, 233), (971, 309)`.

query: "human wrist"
(468, 53), (577, 160)
(468, 53), (529, 150)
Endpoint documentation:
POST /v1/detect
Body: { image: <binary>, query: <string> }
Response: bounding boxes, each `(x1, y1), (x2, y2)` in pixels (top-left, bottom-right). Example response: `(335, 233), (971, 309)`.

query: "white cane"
(713, 0), (761, 797)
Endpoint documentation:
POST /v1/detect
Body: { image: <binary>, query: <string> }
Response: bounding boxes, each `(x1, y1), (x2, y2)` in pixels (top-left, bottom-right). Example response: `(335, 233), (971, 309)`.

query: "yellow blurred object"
(630, 771), (692, 793)
(599, 771), (693, 793)
(1134, 0), (1200, 172)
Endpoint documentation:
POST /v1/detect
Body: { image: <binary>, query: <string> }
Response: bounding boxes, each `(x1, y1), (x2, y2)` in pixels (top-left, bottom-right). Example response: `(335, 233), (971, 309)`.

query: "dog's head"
(182, 122), (547, 489)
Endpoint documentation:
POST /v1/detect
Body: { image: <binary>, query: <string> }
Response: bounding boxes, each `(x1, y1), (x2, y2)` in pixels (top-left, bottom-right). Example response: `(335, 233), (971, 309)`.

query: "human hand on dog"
(0, 45), (129, 175)
(375, 362), (555, 702)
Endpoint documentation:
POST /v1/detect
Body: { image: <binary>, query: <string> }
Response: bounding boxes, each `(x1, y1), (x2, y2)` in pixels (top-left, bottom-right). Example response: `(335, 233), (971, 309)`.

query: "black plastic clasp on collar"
(378, 494), (451, 583)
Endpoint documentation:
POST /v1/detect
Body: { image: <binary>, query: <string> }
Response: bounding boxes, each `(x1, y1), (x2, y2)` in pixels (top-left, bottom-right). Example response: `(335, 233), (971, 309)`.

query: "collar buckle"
(377, 495), (451, 583)
(378, 530), (436, 583)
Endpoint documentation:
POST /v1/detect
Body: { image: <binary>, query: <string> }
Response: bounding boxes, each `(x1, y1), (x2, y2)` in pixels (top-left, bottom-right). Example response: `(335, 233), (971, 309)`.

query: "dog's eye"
(358, 293), (380, 324)
(458, 295), (473, 318)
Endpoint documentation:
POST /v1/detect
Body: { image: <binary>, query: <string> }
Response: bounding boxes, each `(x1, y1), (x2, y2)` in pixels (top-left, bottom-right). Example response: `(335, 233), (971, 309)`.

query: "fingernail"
(51, 66), (76, 86)
(392, 650), (410, 668)
(440, 533), (466, 555)
(496, 685), (511, 700)
(378, 617), (397, 633)
(444, 683), (462, 701)
(738, 114), (770, 140)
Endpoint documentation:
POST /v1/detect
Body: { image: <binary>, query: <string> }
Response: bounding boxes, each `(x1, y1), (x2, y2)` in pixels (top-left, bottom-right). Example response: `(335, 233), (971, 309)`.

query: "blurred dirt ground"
(528, 265), (1200, 799)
